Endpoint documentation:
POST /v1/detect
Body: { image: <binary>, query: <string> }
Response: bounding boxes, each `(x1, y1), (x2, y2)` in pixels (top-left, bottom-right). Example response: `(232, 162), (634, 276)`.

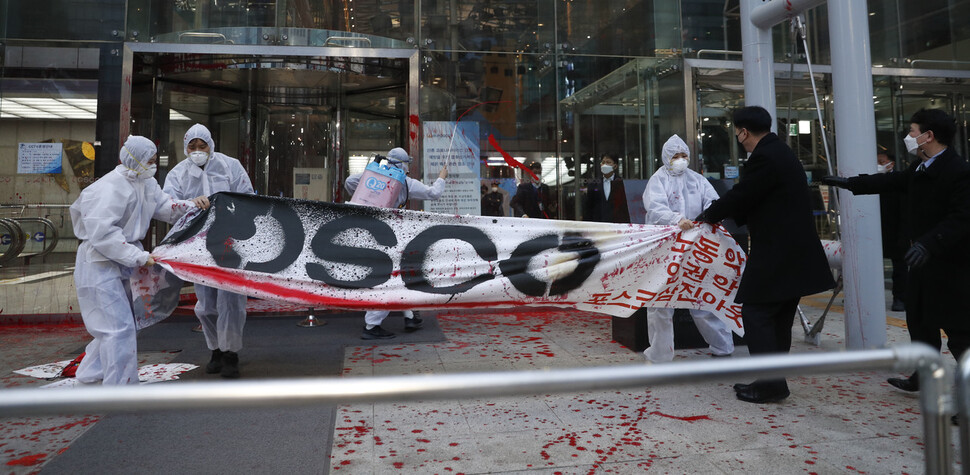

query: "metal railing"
(0, 204), (67, 264)
(0, 216), (60, 264)
(955, 352), (970, 470)
(0, 344), (951, 473)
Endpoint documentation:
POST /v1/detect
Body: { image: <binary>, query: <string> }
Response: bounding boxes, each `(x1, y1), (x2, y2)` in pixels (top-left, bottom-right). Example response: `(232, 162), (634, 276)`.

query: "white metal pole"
(740, 0), (776, 130)
(827, 0), (887, 349)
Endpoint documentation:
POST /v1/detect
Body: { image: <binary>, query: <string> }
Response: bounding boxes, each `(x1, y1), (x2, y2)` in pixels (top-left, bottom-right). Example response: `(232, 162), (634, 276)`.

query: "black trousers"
(890, 256), (908, 300)
(741, 298), (801, 393)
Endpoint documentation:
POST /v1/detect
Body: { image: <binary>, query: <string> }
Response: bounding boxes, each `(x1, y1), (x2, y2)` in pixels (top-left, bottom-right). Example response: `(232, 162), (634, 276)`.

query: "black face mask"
(735, 131), (745, 148)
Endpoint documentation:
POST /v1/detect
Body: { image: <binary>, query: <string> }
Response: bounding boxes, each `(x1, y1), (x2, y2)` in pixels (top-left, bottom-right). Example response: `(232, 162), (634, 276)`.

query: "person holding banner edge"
(824, 109), (970, 396)
(164, 124), (255, 378)
(71, 135), (208, 385)
(345, 147), (449, 339)
(698, 106), (834, 404)
(642, 134), (734, 363)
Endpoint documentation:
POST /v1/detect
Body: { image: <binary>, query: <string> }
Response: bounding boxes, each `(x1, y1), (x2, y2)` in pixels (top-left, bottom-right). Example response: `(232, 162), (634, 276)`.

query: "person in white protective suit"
(641, 134), (734, 363)
(163, 123), (255, 379)
(345, 147), (448, 340)
(71, 135), (208, 385)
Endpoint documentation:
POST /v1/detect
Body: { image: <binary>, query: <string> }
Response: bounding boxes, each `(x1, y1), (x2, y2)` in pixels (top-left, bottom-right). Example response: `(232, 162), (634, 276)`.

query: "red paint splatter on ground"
(6, 453), (46, 466)
(649, 411), (710, 422)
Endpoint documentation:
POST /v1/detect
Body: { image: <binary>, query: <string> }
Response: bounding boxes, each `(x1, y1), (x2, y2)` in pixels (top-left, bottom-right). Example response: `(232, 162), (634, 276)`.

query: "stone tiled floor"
(0, 290), (963, 474)
(330, 296), (960, 474)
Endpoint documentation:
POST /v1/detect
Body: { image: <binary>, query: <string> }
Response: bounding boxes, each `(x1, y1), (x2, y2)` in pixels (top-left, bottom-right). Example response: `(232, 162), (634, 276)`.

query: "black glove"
(904, 242), (931, 268)
(821, 176), (850, 188)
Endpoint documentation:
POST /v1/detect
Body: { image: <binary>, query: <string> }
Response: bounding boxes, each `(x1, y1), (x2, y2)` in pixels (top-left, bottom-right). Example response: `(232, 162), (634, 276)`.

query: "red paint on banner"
(160, 260), (570, 311)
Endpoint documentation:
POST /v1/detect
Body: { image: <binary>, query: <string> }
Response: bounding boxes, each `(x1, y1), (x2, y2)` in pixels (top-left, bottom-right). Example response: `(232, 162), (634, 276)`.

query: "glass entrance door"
(126, 47), (416, 214)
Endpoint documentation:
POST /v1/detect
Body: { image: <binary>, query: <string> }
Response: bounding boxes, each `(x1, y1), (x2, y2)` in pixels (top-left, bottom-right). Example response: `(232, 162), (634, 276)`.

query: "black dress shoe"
(887, 377), (919, 392)
(891, 298), (905, 312)
(733, 383), (752, 393)
(953, 415), (960, 426)
(736, 386), (790, 404)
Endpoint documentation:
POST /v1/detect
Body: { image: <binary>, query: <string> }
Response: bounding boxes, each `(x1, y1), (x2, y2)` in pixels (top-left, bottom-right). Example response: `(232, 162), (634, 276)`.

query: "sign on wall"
(423, 121), (480, 215)
(293, 167), (329, 202)
(18, 143), (63, 174)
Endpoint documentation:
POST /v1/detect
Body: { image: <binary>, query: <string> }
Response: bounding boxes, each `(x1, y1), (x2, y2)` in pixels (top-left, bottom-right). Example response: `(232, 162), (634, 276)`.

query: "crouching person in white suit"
(71, 136), (208, 385)
(641, 134), (734, 363)
(164, 123), (255, 378)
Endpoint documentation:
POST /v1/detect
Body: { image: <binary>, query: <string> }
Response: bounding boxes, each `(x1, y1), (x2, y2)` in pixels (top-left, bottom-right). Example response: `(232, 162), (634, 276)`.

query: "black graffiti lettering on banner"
(498, 232), (601, 296)
(401, 225), (497, 294)
(307, 215), (397, 289)
(205, 196), (305, 273)
(550, 233), (601, 295)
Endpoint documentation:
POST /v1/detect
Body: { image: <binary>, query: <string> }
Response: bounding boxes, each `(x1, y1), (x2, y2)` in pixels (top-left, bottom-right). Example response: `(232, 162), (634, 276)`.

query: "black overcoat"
(704, 133), (835, 303)
(847, 146), (970, 330)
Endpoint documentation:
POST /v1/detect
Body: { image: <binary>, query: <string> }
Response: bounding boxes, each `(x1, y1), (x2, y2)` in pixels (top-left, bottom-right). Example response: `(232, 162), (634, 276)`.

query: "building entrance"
(125, 42), (419, 206)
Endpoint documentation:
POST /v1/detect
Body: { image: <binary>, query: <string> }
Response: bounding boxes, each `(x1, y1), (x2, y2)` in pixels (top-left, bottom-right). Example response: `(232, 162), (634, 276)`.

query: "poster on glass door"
(423, 121), (480, 215)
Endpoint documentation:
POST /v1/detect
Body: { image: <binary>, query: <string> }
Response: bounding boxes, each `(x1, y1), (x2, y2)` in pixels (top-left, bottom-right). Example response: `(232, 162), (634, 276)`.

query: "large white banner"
(141, 193), (747, 335)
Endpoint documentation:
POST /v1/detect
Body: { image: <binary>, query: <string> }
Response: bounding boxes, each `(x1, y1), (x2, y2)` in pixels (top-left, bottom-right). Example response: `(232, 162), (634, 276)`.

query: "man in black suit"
(585, 154), (631, 223)
(825, 109), (970, 393)
(700, 106), (835, 404)
(511, 162), (555, 218)
(876, 151), (908, 312)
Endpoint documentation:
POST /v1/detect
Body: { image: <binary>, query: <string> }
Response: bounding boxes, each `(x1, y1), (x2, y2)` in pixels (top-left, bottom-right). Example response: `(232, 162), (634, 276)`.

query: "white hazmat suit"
(71, 136), (198, 384)
(163, 124), (255, 356)
(641, 134), (734, 363)
(345, 147), (446, 336)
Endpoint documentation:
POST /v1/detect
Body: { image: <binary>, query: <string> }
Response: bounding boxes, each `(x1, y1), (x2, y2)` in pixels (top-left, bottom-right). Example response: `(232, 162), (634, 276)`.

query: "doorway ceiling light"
(1, 96), (193, 122)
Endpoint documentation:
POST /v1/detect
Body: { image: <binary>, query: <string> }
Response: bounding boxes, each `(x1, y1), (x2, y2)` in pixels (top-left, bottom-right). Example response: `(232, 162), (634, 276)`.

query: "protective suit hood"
(642, 134), (720, 227)
(120, 135), (157, 179)
(183, 123), (216, 159)
(661, 134), (690, 168)
(386, 147), (412, 173)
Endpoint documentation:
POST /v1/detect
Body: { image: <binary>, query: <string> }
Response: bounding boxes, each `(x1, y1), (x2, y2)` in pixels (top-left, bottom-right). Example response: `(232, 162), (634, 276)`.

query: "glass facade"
(2, 0), (970, 316)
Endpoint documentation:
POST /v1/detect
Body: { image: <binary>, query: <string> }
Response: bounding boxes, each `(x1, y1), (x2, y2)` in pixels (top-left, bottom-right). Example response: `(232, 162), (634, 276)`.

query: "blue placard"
(18, 143), (63, 174)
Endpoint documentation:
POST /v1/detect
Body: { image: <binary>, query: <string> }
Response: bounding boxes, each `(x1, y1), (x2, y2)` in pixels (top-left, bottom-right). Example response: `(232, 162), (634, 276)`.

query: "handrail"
(178, 32), (233, 44)
(696, 49), (742, 58)
(323, 36), (372, 47)
(0, 218), (23, 265)
(906, 58), (970, 69)
(0, 344), (950, 473)
(955, 351), (970, 470)
(11, 217), (59, 259)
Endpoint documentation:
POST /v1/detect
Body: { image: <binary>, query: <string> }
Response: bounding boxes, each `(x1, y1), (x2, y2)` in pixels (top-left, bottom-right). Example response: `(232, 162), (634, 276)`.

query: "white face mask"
(491, 186), (498, 192)
(903, 131), (926, 155)
(669, 158), (689, 175)
(876, 163), (890, 174)
(136, 164), (157, 179)
(188, 150), (209, 166)
(601, 164), (614, 175)
(123, 146), (157, 179)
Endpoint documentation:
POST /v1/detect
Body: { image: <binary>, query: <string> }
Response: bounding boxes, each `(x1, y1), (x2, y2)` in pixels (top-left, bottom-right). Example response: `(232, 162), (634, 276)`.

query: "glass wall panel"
(0, 45), (103, 317)
(420, 0), (552, 55)
(127, 0), (416, 46)
(558, 0), (667, 57)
